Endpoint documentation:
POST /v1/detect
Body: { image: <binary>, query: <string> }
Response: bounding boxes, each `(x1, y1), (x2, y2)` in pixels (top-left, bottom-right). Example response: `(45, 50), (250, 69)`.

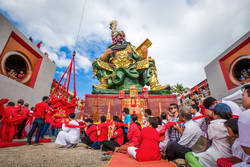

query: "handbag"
(191, 135), (211, 153)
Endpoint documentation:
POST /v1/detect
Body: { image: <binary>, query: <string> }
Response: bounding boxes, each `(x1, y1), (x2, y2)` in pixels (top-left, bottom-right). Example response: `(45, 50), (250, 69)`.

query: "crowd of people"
(7, 69), (25, 80)
(0, 96), (59, 144)
(52, 83), (250, 167)
(0, 83), (250, 167)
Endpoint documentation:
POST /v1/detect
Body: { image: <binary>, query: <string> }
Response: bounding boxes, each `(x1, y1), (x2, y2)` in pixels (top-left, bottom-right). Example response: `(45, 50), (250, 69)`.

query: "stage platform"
(85, 94), (177, 121)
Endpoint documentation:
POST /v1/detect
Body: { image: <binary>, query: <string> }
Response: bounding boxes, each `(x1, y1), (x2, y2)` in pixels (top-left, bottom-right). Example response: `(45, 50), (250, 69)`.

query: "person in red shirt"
(127, 115), (142, 146)
(27, 96), (49, 145)
(101, 116), (125, 152)
(128, 117), (161, 162)
(39, 104), (54, 139)
(81, 118), (97, 147)
(17, 71), (25, 79)
(0, 102), (18, 142)
(91, 116), (108, 149)
(36, 41), (42, 48)
(117, 114), (142, 154)
(0, 98), (9, 120)
(16, 100), (30, 139)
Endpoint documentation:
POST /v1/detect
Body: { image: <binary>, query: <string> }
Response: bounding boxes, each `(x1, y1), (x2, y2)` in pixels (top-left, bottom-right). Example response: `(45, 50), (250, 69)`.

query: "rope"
(75, 0), (87, 46)
(53, 0), (87, 99)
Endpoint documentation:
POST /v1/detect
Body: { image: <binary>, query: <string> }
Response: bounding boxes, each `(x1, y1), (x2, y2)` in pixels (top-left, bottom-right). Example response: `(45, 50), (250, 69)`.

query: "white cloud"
(75, 51), (92, 72)
(41, 46), (71, 68)
(1, 0), (249, 88)
(41, 46), (91, 73)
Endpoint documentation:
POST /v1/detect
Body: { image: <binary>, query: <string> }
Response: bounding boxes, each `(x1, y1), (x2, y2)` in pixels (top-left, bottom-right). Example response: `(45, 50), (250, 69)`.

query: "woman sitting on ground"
(127, 117), (161, 162)
(117, 114), (141, 154)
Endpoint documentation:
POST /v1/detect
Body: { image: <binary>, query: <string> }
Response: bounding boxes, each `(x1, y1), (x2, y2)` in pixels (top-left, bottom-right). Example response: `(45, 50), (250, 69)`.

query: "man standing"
(15, 99), (24, 139)
(27, 96), (49, 145)
(16, 101), (30, 139)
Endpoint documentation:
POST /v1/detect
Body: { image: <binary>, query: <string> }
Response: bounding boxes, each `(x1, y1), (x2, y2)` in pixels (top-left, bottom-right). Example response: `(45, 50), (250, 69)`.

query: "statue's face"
(112, 34), (125, 44)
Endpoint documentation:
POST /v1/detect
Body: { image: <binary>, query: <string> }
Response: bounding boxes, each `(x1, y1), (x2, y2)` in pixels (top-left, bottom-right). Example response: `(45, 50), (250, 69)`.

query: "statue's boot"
(150, 82), (170, 91)
(149, 71), (170, 91)
(93, 78), (108, 89)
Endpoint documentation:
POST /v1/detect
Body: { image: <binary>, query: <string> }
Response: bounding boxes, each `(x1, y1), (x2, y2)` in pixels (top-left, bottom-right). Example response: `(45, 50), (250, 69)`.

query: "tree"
(171, 83), (189, 95)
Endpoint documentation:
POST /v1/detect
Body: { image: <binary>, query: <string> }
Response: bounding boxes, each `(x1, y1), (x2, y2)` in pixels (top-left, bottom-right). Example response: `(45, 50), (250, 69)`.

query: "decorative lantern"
(119, 90), (125, 99)
(142, 87), (149, 99)
(131, 98), (137, 107)
(130, 85), (138, 98)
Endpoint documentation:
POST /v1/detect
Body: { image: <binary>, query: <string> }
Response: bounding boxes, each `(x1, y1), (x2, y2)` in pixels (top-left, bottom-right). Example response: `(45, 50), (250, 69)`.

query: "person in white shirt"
(233, 84), (250, 167)
(160, 112), (168, 125)
(222, 100), (242, 118)
(186, 103), (233, 167)
(158, 112), (169, 152)
(167, 103), (183, 142)
(143, 109), (153, 127)
(55, 113), (80, 148)
(217, 118), (250, 166)
(189, 104), (207, 136)
(165, 109), (202, 160)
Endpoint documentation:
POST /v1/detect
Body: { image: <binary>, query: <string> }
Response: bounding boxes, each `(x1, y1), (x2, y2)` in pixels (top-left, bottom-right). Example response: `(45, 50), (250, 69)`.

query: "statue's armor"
(110, 47), (135, 69)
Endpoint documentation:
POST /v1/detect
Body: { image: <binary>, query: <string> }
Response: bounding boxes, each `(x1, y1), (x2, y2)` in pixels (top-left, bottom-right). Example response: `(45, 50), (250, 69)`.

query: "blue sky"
(0, 8), (111, 98)
(52, 40), (110, 98)
(0, 0), (249, 99)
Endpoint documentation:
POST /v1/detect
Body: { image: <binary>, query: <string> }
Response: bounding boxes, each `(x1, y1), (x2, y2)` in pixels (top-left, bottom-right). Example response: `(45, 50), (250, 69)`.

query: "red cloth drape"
(217, 158), (234, 167)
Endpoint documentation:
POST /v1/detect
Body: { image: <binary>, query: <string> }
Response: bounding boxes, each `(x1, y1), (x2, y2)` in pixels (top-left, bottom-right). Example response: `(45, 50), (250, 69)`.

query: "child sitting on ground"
(217, 118), (250, 167)
(91, 116), (108, 149)
(81, 119), (97, 147)
(117, 114), (141, 154)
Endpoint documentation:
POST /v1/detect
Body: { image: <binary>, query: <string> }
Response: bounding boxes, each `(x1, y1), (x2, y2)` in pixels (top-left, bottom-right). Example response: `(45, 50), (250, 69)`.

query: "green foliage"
(171, 83), (189, 95)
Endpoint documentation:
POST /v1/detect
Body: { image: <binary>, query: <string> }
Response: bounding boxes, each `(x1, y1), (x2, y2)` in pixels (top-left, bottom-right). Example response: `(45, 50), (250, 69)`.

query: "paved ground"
(0, 143), (108, 167)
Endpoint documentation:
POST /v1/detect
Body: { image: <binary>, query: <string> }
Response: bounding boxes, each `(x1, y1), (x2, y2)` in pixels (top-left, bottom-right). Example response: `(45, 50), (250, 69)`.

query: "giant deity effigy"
(92, 20), (170, 94)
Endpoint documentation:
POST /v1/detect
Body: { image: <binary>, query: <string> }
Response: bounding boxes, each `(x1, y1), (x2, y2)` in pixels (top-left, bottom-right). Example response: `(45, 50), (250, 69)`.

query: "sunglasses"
(169, 107), (177, 110)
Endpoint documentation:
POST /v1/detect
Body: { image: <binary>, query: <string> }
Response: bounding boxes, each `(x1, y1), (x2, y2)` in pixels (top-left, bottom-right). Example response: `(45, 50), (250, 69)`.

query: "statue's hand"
(101, 49), (113, 60)
(104, 49), (113, 55)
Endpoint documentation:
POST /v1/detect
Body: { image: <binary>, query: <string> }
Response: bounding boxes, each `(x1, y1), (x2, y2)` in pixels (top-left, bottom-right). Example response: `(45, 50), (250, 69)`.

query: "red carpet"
(0, 138), (52, 148)
(107, 153), (176, 167)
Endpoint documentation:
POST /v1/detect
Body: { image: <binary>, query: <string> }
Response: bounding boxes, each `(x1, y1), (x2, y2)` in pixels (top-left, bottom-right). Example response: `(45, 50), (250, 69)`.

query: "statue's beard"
(115, 39), (126, 44)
